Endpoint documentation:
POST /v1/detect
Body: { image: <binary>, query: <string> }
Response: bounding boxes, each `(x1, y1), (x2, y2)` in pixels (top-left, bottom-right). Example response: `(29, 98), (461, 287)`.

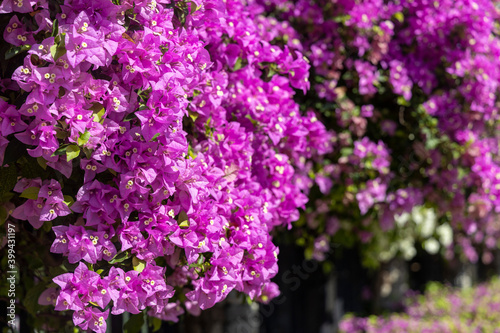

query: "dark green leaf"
(150, 317), (162, 332)
(3, 138), (26, 165)
(189, 1), (198, 13)
(23, 283), (47, 316)
(51, 19), (59, 37)
(48, 265), (68, 278)
(109, 251), (131, 264)
(0, 206), (7, 226)
(5, 44), (31, 60)
(52, 144), (70, 156)
(63, 195), (74, 207)
(42, 221), (52, 232)
(123, 112), (137, 122)
(36, 157), (47, 170)
(0, 164), (17, 194)
(123, 313), (145, 333)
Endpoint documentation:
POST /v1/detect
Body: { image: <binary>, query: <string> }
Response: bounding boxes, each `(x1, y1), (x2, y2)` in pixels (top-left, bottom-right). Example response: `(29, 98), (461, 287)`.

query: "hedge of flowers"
(340, 278), (500, 333)
(0, 0), (329, 331)
(262, 0), (500, 267)
(4, 0), (500, 331)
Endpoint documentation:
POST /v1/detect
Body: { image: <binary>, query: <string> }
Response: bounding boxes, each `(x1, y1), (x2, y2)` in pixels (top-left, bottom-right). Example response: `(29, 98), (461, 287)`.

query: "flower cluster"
(0, 0), (328, 331)
(263, 0), (500, 267)
(340, 278), (500, 333)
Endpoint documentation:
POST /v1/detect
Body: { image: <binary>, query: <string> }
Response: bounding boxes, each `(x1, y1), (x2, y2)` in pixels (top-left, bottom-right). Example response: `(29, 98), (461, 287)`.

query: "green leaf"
(189, 1), (198, 13)
(63, 195), (74, 207)
(48, 265), (67, 278)
(244, 114), (258, 126)
(23, 283), (47, 316)
(50, 35), (66, 61)
(124, 112), (137, 122)
(18, 156), (49, 179)
(51, 19), (59, 37)
(187, 145), (197, 159)
(77, 131), (91, 146)
(0, 192), (14, 204)
(188, 255), (207, 269)
(66, 145), (80, 161)
(109, 251), (131, 264)
(5, 44), (31, 60)
(150, 133), (161, 142)
(89, 102), (105, 113)
(393, 11), (404, 23)
(397, 96), (411, 106)
(123, 313), (145, 333)
(37, 157), (47, 170)
(55, 128), (69, 140)
(28, 256), (44, 269)
(233, 57), (243, 71)
(304, 247), (313, 260)
(340, 147), (353, 157)
(0, 206), (7, 226)
(42, 221), (52, 232)
(20, 187), (40, 200)
(296, 237), (306, 246)
(177, 211), (189, 228)
(425, 138), (440, 150)
(322, 261), (333, 275)
(0, 165), (17, 195)
(50, 45), (58, 59)
(2, 138), (26, 165)
(90, 103), (106, 122)
(52, 144), (70, 156)
(204, 116), (213, 138)
(150, 317), (162, 332)
(188, 110), (199, 122)
(372, 25), (383, 36)
(333, 14), (351, 23)
(179, 220), (189, 228)
(132, 257), (146, 273)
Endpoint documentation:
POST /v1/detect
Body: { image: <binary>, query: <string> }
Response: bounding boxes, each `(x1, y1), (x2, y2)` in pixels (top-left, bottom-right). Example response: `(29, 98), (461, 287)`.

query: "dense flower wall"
(4, 0), (500, 331)
(0, 0), (328, 331)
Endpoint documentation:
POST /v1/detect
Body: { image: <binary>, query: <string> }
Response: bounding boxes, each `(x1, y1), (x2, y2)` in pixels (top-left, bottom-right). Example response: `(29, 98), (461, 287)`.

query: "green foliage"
(341, 278), (500, 332)
(123, 313), (145, 333)
(50, 33), (67, 61)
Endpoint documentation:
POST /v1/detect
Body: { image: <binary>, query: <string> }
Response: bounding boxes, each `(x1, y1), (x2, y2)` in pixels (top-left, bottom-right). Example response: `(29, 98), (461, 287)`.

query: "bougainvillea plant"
(340, 278), (500, 333)
(263, 0), (500, 268)
(0, 0), (329, 331)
